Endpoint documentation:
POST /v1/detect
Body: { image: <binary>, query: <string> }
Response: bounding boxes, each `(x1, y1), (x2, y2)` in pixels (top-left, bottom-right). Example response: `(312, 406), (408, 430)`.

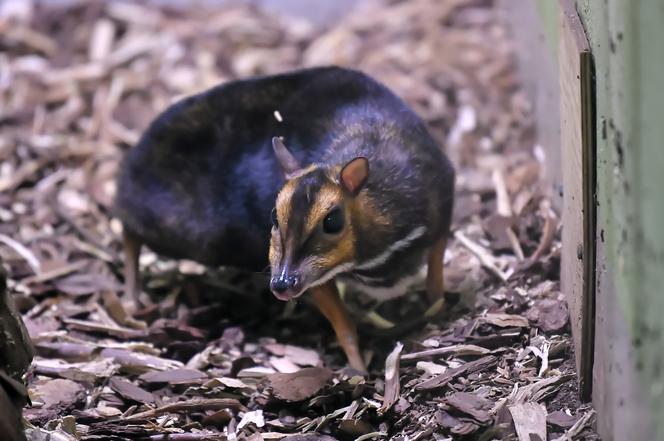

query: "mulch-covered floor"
(0, 0), (598, 439)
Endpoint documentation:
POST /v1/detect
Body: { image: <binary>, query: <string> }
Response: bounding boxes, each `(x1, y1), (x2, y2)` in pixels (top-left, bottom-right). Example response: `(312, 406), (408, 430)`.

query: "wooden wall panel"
(559, 0), (595, 400)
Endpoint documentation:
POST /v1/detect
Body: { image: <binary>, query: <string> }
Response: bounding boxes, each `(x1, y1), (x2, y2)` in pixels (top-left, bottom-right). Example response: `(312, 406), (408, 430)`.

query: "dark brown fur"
(116, 66), (454, 299)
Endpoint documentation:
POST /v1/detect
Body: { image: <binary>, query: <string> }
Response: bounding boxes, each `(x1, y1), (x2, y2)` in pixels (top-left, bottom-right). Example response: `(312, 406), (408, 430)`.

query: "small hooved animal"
(115, 66), (455, 372)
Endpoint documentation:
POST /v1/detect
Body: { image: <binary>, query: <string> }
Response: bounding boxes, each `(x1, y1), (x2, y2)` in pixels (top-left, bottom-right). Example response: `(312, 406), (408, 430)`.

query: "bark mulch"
(0, 0), (599, 439)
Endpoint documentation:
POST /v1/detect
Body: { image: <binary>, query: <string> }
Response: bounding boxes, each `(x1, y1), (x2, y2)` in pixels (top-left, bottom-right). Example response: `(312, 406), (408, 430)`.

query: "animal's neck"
(347, 191), (391, 261)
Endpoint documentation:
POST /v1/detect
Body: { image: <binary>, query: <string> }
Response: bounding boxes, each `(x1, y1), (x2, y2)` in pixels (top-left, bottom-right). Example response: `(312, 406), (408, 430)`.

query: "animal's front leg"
(425, 237), (447, 315)
(310, 281), (366, 373)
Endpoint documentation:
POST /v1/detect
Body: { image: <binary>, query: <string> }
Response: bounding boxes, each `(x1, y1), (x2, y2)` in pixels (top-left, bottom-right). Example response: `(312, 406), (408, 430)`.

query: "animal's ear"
(272, 137), (301, 179)
(340, 157), (369, 195)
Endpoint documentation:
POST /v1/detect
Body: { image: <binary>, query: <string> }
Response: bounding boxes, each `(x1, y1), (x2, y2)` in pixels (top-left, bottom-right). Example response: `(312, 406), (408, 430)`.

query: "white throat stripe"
(355, 226), (426, 271)
(308, 262), (356, 290)
(346, 271), (423, 300)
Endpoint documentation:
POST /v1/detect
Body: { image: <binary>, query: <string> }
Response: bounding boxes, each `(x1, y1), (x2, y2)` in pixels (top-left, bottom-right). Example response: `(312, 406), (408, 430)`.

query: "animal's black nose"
(287, 274), (301, 291)
(271, 278), (289, 293)
(271, 273), (301, 295)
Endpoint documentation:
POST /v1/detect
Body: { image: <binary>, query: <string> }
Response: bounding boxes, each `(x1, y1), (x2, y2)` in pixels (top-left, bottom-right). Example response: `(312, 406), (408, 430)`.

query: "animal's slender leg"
(426, 236), (447, 305)
(310, 281), (366, 373)
(122, 229), (142, 306)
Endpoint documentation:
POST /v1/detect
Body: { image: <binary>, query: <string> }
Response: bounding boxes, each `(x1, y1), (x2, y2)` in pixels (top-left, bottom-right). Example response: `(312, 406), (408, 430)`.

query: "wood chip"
(139, 368), (208, 385)
(109, 377), (154, 404)
(31, 378), (83, 409)
(547, 410), (580, 430)
(446, 392), (493, 424)
(379, 342), (403, 414)
(482, 313), (529, 328)
(551, 409), (595, 441)
(527, 298), (569, 333)
(402, 344), (491, 361)
(415, 356), (497, 391)
(63, 318), (146, 339)
(268, 367), (333, 402)
(124, 398), (246, 421)
(510, 402), (547, 441)
(100, 348), (183, 374)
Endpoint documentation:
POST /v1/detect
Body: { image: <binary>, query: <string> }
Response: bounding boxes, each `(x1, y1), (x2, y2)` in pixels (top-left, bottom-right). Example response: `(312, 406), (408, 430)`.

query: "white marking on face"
(307, 262), (356, 290)
(346, 270), (424, 300)
(355, 226), (427, 271)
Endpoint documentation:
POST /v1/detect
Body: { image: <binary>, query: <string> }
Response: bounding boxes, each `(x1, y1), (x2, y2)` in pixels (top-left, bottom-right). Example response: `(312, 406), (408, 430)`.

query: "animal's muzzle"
(270, 271), (302, 300)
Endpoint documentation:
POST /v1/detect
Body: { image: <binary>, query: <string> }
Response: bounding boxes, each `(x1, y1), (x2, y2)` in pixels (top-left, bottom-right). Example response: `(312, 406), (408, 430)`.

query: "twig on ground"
(528, 200), (558, 263)
(454, 231), (509, 282)
(124, 398), (247, 421)
(0, 234), (41, 274)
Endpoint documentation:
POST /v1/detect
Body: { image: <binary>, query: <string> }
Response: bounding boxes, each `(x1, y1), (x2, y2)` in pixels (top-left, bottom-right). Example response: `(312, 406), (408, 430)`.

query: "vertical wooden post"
(559, 0), (596, 400)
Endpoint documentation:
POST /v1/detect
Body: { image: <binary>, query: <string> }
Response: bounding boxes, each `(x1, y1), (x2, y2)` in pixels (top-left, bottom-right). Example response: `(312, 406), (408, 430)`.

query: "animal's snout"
(270, 272), (302, 300)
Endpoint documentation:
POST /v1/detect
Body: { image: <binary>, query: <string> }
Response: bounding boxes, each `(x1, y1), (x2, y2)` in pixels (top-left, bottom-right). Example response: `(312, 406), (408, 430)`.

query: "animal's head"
(268, 137), (369, 300)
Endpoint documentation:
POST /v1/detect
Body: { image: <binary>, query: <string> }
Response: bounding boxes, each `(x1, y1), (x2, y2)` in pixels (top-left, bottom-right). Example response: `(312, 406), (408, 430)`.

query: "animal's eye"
(271, 207), (278, 228)
(322, 208), (344, 234)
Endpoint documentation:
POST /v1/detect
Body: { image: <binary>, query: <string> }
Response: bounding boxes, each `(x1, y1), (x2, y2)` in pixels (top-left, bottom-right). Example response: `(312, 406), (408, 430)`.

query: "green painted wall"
(535, 0), (559, 55)
(576, 2), (664, 437)
(528, 1), (664, 439)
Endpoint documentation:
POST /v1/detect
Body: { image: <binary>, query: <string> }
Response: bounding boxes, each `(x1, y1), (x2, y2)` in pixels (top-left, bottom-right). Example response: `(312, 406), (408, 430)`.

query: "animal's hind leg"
(426, 236), (447, 312)
(122, 229), (142, 306)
